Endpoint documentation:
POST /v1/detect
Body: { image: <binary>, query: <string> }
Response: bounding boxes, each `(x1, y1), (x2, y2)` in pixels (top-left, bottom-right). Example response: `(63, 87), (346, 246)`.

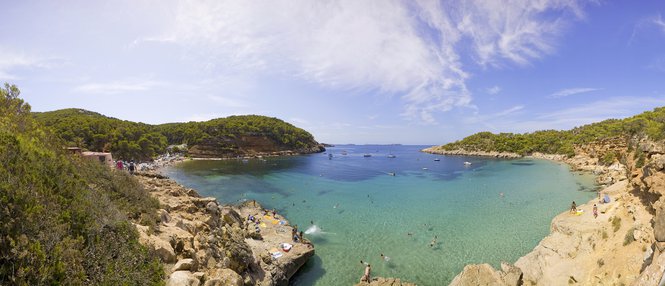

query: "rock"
(500, 262), (523, 286)
(167, 270), (200, 286)
(172, 258), (197, 272)
(654, 207), (665, 242)
(449, 264), (506, 286)
(160, 209), (172, 224)
(152, 238), (177, 263)
(221, 207), (243, 227)
(355, 277), (416, 286)
(204, 268), (243, 286)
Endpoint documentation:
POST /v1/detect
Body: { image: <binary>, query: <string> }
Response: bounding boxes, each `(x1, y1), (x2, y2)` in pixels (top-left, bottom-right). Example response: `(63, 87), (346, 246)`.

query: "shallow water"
(164, 145), (596, 285)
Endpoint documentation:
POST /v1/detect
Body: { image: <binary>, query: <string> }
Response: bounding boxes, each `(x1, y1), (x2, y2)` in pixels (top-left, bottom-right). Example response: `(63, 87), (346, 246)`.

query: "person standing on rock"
(593, 204), (598, 218)
(128, 160), (136, 175)
(360, 262), (371, 282)
(570, 201), (577, 214)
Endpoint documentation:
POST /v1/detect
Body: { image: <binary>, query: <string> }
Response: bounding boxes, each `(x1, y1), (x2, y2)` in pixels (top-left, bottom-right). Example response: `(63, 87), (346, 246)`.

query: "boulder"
(449, 264), (505, 286)
(654, 207), (665, 242)
(172, 258), (197, 272)
(221, 207), (243, 227)
(204, 268), (243, 286)
(500, 262), (523, 286)
(167, 270), (200, 286)
(152, 238), (177, 263)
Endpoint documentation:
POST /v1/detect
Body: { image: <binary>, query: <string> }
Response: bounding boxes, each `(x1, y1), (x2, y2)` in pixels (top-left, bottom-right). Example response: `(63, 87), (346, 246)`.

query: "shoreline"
(432, 147), (658, 285)
(133, 171), (315, 285)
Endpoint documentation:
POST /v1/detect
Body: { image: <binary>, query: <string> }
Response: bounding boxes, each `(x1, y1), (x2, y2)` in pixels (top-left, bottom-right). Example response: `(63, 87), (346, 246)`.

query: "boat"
(433, 158), (440, 161)
(464, 161), (472, 166)
(388, 172), (396, 176)
(387, 154), (396, 158)
(363, 154), (372, 157)
(328, 153), (333, 159)
(341, 151), (348, 155)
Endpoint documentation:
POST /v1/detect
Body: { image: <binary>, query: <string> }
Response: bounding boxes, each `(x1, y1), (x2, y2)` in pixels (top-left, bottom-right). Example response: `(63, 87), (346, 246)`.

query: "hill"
(0, 84), (164, 284)
(426, 107), (665, 162)
(33, 109), (324, 160)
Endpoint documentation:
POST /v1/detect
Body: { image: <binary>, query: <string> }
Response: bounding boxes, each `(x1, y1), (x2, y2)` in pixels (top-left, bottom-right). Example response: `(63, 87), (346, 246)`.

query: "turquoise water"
(163, 145), (596, 285)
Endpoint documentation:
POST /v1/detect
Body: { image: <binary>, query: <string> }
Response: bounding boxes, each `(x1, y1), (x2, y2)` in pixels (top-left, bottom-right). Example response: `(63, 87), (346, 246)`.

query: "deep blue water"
(164, 145), (597, 285)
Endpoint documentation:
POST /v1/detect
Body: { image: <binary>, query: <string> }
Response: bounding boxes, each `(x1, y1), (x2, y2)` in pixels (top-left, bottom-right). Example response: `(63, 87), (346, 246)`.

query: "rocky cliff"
(133, 173), (314, 286)
(187, 135), (325, 159)
(446, 136), (665, 285)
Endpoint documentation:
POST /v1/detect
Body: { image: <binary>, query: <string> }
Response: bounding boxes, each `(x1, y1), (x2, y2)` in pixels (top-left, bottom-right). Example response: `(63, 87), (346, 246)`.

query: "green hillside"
(34, 109), (322, 160)
(0, 84), (163, 285)
(433, 107), (665, 157)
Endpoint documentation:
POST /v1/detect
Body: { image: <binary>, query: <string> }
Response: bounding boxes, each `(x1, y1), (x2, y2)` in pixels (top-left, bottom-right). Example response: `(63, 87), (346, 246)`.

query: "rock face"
(187, 135), (325, 158)
(422, 147), (521, 158)
(134, 173), (314, 286)
(354, 277), (417, 286)
(445, 136), (665, 286)
(448, 263), (522, 286)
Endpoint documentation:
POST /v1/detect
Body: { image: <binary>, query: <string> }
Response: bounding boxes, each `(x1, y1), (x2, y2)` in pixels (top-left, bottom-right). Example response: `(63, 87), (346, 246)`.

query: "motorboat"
(464, 161), (472, 166)
(363, 154), (372, 157)
(387, 154), (396, 158)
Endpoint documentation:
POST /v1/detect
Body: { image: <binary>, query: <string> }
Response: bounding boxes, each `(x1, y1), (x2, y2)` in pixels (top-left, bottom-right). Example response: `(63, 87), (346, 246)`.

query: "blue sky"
(2, 1), (665, 144)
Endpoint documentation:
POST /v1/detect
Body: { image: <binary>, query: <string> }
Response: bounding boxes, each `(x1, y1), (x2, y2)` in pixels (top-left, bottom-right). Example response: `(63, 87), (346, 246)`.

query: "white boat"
(434, 158), (440, 161)
(464, 161), (472, 166)
(387, 154), (396, 158)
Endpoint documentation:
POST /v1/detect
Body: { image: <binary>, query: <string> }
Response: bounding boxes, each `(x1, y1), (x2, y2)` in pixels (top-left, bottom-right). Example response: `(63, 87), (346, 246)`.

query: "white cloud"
(0, 48), (57, 80)
(465, 104), (524, 124)
(139, 0), (587, 123)
(549, 87), (601, 98)
(651, 14), (665, 34)
(74, 80), (162, 94)
(487, 85), (501, 95)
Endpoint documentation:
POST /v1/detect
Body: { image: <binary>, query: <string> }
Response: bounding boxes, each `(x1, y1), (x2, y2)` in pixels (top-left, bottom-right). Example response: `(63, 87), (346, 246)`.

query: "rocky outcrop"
(354, 277), (417, 286)
(448, 263), (522, 286)
(422, 147), (521, 158)
(446, 136), (665, 285)
(134, 173), (314, 286)
(187, 135), (325, 159)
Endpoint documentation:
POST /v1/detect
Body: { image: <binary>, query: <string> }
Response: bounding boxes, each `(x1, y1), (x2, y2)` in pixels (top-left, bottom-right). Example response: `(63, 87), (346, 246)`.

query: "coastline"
(424, 147), (660, 285)
(132, 170), (315, 285)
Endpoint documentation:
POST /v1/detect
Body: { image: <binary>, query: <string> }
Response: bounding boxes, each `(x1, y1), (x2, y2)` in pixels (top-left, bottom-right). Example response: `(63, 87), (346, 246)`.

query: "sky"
(2, 0), (665, 145)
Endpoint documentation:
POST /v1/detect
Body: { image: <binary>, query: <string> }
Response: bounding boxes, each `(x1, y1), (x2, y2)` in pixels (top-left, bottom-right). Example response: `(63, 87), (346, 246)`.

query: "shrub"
(612, 216), (622, 233)
(623, 227), (636, 246)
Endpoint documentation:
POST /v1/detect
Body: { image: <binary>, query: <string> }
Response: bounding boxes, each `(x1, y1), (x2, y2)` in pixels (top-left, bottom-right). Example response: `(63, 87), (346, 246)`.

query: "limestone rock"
(204, 268), (243, 286)
(221, 207), (242, 226)
(654, 207), (665, 242)
(172, 258), (197, 272)
(167, 270), (200, 286)
(355, 277), (416, 286)
(449, 264), (506, 286)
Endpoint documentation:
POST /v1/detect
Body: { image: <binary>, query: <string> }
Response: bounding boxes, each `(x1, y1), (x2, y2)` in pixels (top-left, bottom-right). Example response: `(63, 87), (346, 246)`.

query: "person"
(380, 253), (390, 262)
(291, 228), (298, 242)
(593, 204), (598, 219)
(252, 199), (256, 207)
(430, 236), (438, 248)
(116, 160), (124, 170)
(570, 201), (577, 214)
(360, 262), (371, 282)
(128, 160), (136, 175)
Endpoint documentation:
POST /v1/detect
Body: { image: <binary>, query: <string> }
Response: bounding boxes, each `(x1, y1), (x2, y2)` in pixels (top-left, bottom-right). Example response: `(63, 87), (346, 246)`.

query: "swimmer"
(380, 253), (390, 262)
(429, 235), (438, 248)
(333, 203), (339, 209)
(499, 192), (504, 198)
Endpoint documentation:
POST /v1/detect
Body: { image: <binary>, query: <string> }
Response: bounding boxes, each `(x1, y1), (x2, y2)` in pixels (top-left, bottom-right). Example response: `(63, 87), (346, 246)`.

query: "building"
(82, 151), (114, 167)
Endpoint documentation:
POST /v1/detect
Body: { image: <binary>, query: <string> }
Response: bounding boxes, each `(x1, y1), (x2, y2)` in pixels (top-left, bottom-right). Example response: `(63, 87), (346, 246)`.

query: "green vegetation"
(1, 84), (163, 285)
(436, 107), (665, 156)
(34, 109), (320, 161)
(623, 227), (636, 246)
(612, 216), (622, 233)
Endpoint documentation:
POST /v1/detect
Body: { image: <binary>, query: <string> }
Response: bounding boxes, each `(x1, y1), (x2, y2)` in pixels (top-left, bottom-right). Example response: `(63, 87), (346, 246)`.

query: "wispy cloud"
(136, 0), (587, 124)
(652, 14), (665, 34)
(466, 105), (525, 124)
(207, 95), (247, 108)
(74, 80), (162, 94)
(549, 87), (601, 98)
(486, 85), (501, 95)
(0, 48), (58, 80)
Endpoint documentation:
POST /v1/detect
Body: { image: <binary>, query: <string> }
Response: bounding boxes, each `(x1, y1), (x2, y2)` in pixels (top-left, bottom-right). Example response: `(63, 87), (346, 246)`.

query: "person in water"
(570, 201), (577, 214)
(429, 236), (438, 248)
(380, 253), (390, 261)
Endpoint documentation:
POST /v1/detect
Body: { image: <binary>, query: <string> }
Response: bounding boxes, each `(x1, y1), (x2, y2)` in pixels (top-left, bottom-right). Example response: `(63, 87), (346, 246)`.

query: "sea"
(162, 145), (597, 285)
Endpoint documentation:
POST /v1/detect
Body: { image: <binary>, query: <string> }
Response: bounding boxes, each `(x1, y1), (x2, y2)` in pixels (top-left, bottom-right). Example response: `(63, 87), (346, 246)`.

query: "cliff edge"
(133, 173), (314, 286)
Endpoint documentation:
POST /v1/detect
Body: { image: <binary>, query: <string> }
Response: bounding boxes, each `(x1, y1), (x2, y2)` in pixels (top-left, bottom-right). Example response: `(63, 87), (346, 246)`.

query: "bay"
(163, 145), (596, 285)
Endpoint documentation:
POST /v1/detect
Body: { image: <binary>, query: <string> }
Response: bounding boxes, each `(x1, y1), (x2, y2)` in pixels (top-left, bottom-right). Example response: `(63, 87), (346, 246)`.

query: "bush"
(612, 216), (622, 233)
(623, 227), (636, 246)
